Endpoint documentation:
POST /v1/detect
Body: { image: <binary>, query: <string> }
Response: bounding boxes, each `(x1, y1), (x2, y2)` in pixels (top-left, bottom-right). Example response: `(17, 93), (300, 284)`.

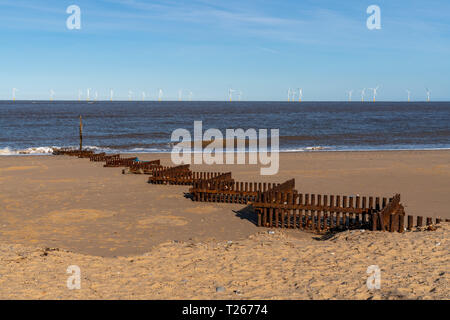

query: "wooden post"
(407, 215), (413, 230)
(417, 216), (423, 227)
(426, 217), (432, 226)
(263, 207), (267, 227)
(398, 214), (404, 233)
(311, 194), (316, 230)
(299, 194), (304, 229)
(269, 208), (273, 227)
(436, 217), (441, 224)
(371, 213), (378, 231)
(336, 196), (341, 228)
(79, 115), (83, 151)
(317, 194), (322, 232)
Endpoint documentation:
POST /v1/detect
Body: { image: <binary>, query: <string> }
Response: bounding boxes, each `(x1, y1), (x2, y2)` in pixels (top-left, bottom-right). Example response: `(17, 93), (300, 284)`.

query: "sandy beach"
(0, 150), (449, 299)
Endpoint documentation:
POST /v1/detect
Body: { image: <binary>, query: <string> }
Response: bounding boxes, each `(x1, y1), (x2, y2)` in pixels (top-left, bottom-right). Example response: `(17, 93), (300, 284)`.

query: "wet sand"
(0, 150), (449, 299)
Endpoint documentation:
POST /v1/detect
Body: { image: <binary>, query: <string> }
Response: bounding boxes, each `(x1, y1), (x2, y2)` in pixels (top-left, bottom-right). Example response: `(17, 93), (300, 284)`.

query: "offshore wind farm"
(4, 85), (441, 102)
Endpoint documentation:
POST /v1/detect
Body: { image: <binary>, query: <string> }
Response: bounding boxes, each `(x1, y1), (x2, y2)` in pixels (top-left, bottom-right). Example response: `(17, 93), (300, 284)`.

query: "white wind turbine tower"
(12, 88), (18, 101)
(228, 88), (235, 102)
(178, 89), (182, 101)
(361, 88), (367, 102)
(78, 90), (82, 101)
(425, 88), (431, 102)
(188, 90), (193, 101)
(298, 88), (303, 102)
(128, 90), (134, 101)
(86, 88), (92, 102)
(158, 89), (163, 101)
(347, 90), (353, 102)
(50, 89), (55, 101)
(110, 89), (114, 101)
(287, 88), (291, 102)
(290, 89), (297, 102)
(370, 85), (380, 102)
(142, 91), (146, 101)
(406, 89), (411, 102)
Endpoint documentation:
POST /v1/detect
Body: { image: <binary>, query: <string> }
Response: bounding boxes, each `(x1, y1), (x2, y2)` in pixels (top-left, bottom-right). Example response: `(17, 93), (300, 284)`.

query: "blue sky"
(0, 0), (449, 101)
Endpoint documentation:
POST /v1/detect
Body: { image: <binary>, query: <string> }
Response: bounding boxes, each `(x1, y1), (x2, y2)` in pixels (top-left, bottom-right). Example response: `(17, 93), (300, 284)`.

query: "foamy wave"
(0, 146), (55, 155)
(0, 145), (110, 156)
(280, 146), (331, 152)
(304, 146), (330, 151)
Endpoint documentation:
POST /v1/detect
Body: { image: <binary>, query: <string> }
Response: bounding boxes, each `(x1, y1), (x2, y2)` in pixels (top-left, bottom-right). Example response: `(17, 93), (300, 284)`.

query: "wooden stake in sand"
(79, 115), (83, 151)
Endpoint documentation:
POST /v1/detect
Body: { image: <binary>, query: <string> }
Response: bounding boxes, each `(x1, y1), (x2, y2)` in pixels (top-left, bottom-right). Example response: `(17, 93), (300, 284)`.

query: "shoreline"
(2, 147), (450, 156)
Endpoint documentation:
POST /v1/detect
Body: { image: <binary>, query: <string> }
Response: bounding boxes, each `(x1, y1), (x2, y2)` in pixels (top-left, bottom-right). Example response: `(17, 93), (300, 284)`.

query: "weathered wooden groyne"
(55, 149), (445, 234)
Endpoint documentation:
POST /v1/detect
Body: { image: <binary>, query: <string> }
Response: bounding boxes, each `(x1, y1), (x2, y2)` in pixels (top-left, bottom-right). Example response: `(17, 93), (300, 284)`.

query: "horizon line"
(0, 100), (449, 103)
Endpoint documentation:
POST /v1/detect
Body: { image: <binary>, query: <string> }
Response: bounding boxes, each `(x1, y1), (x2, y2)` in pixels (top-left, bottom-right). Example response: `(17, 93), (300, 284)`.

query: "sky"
(0, 0), (449, 101)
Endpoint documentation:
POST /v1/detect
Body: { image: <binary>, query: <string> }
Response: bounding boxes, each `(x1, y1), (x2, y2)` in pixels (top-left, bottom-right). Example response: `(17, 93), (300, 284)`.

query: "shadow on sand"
(233, 204), (258, 226)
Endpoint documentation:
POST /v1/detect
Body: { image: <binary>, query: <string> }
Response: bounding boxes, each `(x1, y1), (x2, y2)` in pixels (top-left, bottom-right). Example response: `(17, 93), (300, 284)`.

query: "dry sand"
(0, 225), (448, 299)
(0, 150), (449, 299)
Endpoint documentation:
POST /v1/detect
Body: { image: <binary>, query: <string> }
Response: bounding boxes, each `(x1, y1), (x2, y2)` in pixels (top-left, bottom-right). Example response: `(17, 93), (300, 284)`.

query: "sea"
(0, 101), (449, 155)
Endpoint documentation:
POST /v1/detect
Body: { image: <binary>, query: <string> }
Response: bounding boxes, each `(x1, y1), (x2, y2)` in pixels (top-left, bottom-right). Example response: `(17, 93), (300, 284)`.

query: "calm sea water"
(1, 101), (449, 154)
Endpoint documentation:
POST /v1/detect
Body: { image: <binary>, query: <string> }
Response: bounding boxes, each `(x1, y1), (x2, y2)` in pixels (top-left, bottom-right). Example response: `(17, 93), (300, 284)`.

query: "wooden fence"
(251, 192), (403, 233)
(124, 160), (162, 173)
(159, 171), (233, 186)
(189, 179), (296, 204)
(78, 151), (95, 158)
(53, 148), (94, 157)
(407, 215), (446, 230)
(147, 165), (191, 184)
(373, 194), (405, 232)
(55, 150), (446, 234)
(104, 157), (139, 167)
(90, 153), (120, 162)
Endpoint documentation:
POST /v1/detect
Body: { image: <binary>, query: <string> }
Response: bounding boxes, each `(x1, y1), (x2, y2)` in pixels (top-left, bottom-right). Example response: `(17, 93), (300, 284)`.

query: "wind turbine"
(406, 89), (411, 102)
(188, 90), (193, 101)
(50, 89), (55, 101)
(361, 88), (366, 102)
(128, 90), (133, 101)
(12, 88), (18, 101)
(425, 88), (431, 102)
(158, 89), (163, 101)
(86, 88), (91, 102)
(78, 90), (82, 101)
(347, 90), (353, 102)
(178, 89), (182, 101)
(298, 88), (303, 102)
(287, 88), (291, 102)
(237, 90), (242, 101)
(290, 89), (297, 102)
(142, 91), (146, 101)
(370, 85), (380, 102)
(110, 89), (114, 101)
(228, 88), (235, 102)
